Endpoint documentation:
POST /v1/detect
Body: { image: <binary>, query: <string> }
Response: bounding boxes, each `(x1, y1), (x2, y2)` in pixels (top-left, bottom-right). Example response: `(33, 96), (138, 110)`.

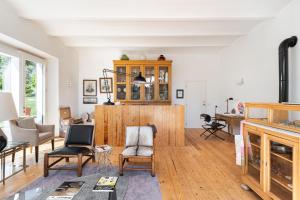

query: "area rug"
(7, 165), (161, 200)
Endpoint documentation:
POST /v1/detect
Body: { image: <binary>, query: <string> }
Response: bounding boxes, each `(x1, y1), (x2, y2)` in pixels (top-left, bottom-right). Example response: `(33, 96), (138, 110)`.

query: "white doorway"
(185, 81), (207, 128)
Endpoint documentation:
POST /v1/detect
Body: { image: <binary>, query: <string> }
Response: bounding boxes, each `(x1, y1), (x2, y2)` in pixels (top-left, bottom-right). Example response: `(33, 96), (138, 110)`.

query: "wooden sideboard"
(113, 60), (172, 104)
(94, 105), (184, 146)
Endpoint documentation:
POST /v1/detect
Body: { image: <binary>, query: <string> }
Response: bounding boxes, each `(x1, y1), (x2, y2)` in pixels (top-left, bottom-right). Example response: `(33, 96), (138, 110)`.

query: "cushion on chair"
(16, 117), (36, 129)
(138, 126), (153, 147)
(125, 127), (139, 147)
(39, 132), (53, 142)
(121, 146), (138, 156)
(137, 146), (153, 157)
(65, 125), (94, 145)
(48, 147), (91, 155)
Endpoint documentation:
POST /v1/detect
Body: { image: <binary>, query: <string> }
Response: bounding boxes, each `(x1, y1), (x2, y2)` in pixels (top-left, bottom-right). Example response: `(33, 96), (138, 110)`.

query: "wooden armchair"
(59, 107), (83, 137)
(119, 125), (156, 177)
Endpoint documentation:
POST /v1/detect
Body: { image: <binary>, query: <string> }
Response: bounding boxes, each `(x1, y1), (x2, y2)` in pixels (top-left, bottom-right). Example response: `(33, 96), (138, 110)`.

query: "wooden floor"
(0, 129), (260, 200)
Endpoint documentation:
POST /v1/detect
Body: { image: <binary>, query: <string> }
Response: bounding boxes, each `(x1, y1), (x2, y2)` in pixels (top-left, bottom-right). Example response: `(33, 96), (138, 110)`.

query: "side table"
(0, 141), (28, 185)
(94, 145), (112, 172)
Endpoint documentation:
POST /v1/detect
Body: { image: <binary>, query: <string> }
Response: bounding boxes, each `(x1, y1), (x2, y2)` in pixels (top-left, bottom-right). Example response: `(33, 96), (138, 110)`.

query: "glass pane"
(24, 60), (37, 117)
(159, 84), (168, 100)
(145, 66), (155, 101)
(270, 141), (293, 200)
(131, 66), (140, 83)
(116, 66), (126, 83)
(159, 66), (169, 84)
(116, 84), (126, 100)
(247, 132), (261, 183)
(131, 84), (140, 100)
(0, 54), (11, 91)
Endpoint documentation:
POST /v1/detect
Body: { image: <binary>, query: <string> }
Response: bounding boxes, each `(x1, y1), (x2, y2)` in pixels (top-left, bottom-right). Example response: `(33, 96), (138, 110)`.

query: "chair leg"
(77, 154), (82, 177)
(65, 157), (69, 162)
(151, 154), (155, 177)
(92, 154), (96, 163)
(35, 146), (39, 163)
(51, 139), (54, 150)
(119, 154), (124, 176)
(44, 153), (49, 177)
(200, 129), (209, 137)
(12, 152), (15, 163)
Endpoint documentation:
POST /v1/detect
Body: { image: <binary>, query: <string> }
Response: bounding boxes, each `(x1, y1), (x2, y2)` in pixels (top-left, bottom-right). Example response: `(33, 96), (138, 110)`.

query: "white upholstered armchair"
(119, 125), (156, 176)
(9, 118), (55, 163)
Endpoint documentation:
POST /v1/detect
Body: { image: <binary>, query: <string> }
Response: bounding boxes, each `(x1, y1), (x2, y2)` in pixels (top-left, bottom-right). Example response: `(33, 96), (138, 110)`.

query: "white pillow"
(125, 126), (139, 147)
(16, 117), (36, 129)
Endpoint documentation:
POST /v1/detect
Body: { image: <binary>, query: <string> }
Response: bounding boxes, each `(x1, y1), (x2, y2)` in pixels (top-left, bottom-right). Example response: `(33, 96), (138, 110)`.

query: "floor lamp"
(102, 68), (147, 105)
(0, 92), (17, 151)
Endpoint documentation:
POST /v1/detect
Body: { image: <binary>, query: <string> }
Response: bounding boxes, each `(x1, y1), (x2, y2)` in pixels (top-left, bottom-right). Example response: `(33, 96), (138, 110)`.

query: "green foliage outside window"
(0, 55), (10, 91)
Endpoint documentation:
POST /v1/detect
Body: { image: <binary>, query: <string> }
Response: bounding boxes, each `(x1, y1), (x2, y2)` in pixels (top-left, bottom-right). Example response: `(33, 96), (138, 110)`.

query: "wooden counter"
(94, 105), (185, 146)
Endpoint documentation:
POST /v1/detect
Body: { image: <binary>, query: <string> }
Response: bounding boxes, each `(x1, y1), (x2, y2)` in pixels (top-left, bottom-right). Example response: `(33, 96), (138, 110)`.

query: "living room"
(1, 0), (300, 199)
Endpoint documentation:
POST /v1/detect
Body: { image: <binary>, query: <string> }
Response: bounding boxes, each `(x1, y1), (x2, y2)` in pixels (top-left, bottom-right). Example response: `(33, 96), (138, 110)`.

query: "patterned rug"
(7, 165), (161, 200)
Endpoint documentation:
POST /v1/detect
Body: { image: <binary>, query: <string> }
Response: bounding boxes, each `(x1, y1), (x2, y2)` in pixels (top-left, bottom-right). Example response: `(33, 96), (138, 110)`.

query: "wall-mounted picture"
(176, 89), (184, 99)
(83, 80), (97, 96)
(83, 97), (98, 104)
(99, 78), (113, 93)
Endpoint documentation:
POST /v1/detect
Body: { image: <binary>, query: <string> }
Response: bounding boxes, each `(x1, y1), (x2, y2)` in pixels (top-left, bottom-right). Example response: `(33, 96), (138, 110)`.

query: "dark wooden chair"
(44, 124), (95, 177)
(200, 113), (226, 140)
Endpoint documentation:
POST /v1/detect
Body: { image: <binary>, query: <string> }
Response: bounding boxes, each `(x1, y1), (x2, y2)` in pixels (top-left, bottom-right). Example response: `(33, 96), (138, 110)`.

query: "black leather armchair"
(44, 125), (95, 177)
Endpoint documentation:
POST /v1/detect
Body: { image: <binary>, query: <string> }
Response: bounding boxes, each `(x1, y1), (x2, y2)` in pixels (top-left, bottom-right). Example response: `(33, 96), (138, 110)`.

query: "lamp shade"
(133, 72), (147, 84)
(0, 92), (17, 122)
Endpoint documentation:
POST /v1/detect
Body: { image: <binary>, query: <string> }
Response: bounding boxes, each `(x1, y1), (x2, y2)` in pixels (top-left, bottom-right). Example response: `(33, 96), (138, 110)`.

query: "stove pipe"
(278, 36), (297, 103)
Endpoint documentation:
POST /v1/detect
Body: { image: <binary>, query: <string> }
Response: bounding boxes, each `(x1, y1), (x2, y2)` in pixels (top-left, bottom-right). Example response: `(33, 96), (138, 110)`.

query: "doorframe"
(185, 80), (207, 128)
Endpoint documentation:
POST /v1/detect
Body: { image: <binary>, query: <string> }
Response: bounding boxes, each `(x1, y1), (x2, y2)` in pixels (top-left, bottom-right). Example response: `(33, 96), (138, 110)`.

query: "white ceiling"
(6, 0), (292, 48)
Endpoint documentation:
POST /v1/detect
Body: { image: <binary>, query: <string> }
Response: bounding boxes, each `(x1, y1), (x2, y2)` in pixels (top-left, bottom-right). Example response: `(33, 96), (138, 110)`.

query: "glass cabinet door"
(144, 66), (155, 101)
(130, 66), (141, 100)
(246, 131), (262, 184)
(158, 66), (169, 100)
(268, 138), (293, 200)
(116, 66), (126, 100)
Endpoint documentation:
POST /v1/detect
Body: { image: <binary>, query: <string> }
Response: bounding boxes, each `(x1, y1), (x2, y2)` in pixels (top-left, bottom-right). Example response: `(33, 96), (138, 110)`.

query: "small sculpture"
(158, 55), (166, 61)
(120, 54), (129, 60)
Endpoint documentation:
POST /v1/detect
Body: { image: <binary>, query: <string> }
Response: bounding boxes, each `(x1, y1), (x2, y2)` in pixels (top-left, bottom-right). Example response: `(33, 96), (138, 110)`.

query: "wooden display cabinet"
(113, 60), (172, 104)
(242, 120), (300, 199)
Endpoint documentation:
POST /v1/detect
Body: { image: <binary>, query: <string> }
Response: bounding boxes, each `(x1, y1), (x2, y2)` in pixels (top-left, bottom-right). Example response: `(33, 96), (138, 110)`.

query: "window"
(0, 53), (11, 91)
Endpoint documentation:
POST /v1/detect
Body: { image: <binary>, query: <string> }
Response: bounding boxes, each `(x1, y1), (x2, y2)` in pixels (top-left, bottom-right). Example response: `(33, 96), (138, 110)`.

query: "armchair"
(59, 107), (82, 137)
(9, 119), (55, 163)
(119, 125), (156, 177)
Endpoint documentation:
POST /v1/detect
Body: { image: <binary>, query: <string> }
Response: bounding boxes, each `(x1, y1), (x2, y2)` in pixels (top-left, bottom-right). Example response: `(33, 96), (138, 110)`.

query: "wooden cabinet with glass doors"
(243, 122), (300, 200)
(113, 60), (172, 104)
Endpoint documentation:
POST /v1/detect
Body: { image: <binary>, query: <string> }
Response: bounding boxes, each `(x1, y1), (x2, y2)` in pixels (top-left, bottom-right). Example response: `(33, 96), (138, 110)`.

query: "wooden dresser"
(242, 103), (300, 200)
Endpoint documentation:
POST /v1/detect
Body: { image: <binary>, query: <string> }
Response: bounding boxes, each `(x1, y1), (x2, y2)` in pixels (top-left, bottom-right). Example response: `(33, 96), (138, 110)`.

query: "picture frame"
(99, 78), (113, 93)
(83, 97), (98, 104)
(176, 89), (184, 99)
(83, 80), (97, 96)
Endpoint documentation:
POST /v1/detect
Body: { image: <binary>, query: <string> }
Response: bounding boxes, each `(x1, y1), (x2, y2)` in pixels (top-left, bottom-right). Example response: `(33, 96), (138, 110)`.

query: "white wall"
(220, 0), (300, 103)
(77, 47), (227, 123)
(0, 0), (79, 133)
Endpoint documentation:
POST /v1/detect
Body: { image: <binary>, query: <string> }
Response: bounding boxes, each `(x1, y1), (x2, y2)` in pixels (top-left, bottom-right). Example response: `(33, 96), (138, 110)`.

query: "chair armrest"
(36, 124), (55, 133)
(10, 125), (39, 145)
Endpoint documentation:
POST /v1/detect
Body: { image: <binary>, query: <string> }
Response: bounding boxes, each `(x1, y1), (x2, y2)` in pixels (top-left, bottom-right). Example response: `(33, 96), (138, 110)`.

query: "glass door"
(245, 130), (262, 185)
(144, 66), (155, 101)
(24, 60), (44, 123)
(130, 66), (141, 100)
(267, 136), (294, 200)
(158, 66), (169, 101)
(115, 66), (126, 100)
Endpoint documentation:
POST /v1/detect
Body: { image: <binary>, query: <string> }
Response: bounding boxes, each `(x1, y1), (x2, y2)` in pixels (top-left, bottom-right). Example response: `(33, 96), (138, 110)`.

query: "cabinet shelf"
(248, 163), (260, 171)
(271, 152), (293, 163)
(250, 142), (260, 149)
(271, 173), (293, 192)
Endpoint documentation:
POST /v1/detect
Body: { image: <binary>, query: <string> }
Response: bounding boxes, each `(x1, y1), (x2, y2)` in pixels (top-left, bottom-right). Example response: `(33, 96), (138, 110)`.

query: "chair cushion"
(122, 146), (137, 156)
(39, 132), (53, 142)
(16, 117), (36, 129)
(138, 126), (153, 147)
(125, 127), (139, 147)
(48, 147), (91, 155)
(137, 146), (153, 157)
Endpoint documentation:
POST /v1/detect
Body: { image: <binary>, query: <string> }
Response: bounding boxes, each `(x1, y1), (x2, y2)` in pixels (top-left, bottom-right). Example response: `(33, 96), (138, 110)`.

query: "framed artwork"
(83, 97), (98, 104)
(99, 78), (113, 93)
(83, 80), (97, 96)
(176, 89), (184, 99)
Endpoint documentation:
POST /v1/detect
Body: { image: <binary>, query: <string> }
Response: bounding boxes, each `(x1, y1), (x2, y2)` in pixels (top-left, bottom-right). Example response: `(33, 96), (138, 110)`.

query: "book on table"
(47, 181), (85, 200)
(93, 176), (118, 192)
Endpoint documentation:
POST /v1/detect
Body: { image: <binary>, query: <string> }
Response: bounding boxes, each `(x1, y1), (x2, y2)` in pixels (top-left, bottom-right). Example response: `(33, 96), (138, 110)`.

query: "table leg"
(23, 145), (26, 172)
(2, 152), (5, 185)
(108, 189), (117, 200)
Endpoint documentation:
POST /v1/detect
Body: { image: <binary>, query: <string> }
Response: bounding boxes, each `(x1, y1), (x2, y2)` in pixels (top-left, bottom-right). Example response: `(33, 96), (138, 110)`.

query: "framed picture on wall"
(176, 89), (184, 99)
(99, 78), (113, 93)
(83, 97), (98, 104)
(83, 79), (97, 96)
